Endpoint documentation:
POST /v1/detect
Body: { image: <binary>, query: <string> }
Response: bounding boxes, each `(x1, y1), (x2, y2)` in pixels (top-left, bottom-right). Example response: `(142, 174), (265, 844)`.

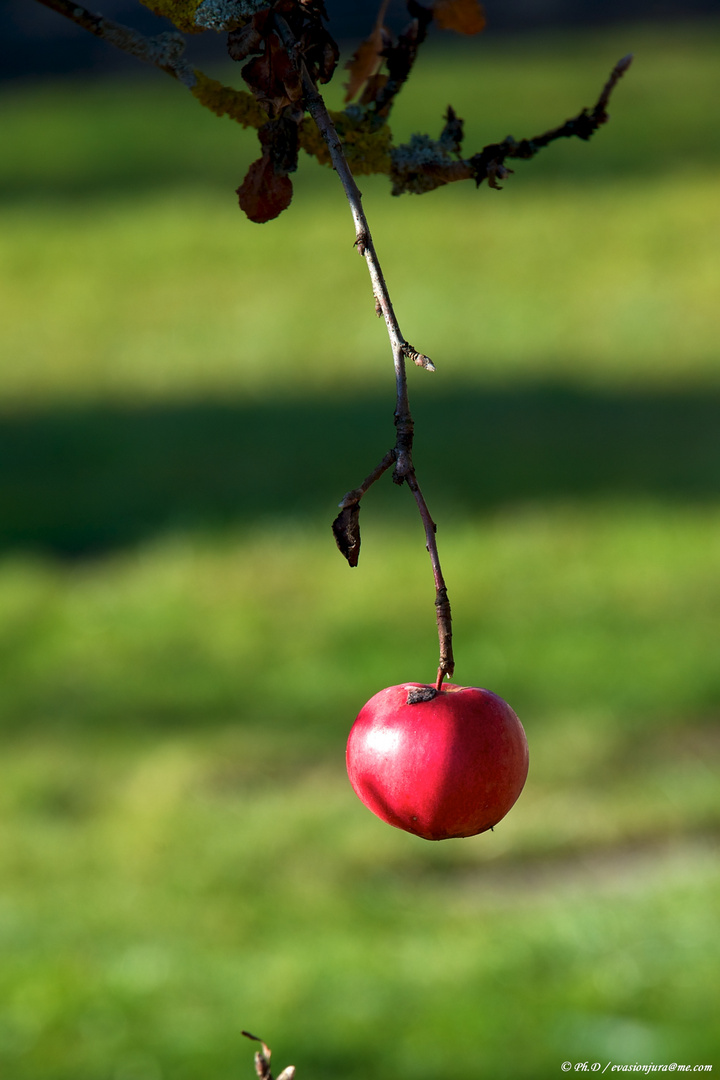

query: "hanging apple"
(346, 683), (528, 840)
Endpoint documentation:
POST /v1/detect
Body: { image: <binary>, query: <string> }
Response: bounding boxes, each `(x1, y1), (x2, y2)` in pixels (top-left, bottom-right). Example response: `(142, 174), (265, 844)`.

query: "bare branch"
(33, 0), (627, 684)
(337, 450), (397, 511)
(404, 475), (454, 690)
(370, 0), (435, 118)
(595, 52), (634, 115)
(514, 52), (635, 151)
(272, 14), (455, 680)
(33, 1), (630, 203)
(34, 0), (270, 129)
(34, 0), (197, 85)
(390, 53), (634, 195)
(274, 15), (421, 386)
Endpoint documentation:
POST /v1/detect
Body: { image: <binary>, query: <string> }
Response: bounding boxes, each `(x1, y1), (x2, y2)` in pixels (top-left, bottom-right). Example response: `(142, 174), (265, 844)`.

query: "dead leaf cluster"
(228, 0), (339, 221)
(344, 0), (485, 110)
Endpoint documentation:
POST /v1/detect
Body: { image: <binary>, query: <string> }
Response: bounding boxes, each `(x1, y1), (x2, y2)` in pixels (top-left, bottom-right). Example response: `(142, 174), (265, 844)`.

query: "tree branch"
(32, 0), (270, 128)
(390, 52), (634, 194)
(32, 0), (629, 683)
(274, 17), (456, 684)
(34, 0), (197, 85)
(337, 451), (397, 512)
(33, 1), (631, 203)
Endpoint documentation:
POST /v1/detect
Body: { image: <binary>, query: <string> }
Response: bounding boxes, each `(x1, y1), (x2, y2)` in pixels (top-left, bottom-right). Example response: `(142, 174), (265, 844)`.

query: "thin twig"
(34, 0), (197, 85)
(404, 474), (454, 690)
(242, 1031), (295, 1080)
(338, 450), (397, 510)
(595, 52), (634, 115)
(32, 0), (630, 203)
(370, 0), (434, 119)
(36, 0), (625, 686)
(274, 13), (455, 682)
(520, 52), (634, 149)
(390, 53), (634, 194)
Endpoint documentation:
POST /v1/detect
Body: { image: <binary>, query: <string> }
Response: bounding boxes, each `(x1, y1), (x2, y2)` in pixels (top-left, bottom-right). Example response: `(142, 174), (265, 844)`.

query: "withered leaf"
(242, 31), (303, 115)
(360, 72), (389, 106)
(344, 30), (385, 103)
(332, 504), (361, 567)
(439, 104), (464, 155)
(259, 113), (300, 176)
(301, 25), (340, 85)
(433, 0), (486, 35)
(344, 0), (390, 103)
(371, 1), (433, 116)
(227, 22), (263, 62)
(237, 155), (293, 223)
(316, 35), (340, 84)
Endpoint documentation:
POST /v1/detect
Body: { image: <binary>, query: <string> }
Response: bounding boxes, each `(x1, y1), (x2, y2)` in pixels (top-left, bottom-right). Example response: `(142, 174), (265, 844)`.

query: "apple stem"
(287, 25), (455, 682)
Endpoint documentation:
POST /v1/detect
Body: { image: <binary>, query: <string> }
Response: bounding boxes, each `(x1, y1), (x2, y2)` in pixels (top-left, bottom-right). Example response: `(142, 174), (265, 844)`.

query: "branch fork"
(274, 21), (455, 685)
(34, 0), (631, 687)
(35, 1), (632, 216)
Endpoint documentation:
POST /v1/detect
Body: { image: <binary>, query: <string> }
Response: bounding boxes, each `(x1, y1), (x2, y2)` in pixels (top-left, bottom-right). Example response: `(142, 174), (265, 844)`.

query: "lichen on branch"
(137, 0), (206, 33)
(137, 0), (272, 33)
(298, 106), (393, 176)
(190, 70), (267, 125)
(35, 0), (632, 215)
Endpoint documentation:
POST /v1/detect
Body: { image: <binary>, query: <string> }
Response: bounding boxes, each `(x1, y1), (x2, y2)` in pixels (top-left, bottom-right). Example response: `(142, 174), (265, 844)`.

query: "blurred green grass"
(2, 19), (719, 199)
(2, 175), (720, 404)
(1, 17), (719, 1080)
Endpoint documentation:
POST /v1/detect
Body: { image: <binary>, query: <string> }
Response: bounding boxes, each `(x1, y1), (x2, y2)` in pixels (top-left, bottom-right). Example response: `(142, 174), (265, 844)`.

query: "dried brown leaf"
(301, 24), (340, 85)
(227, 22), (263, 62)
(344, 31), (384, 103)
(439, 104), (464, 154)
(433, 0), (486, 35)
(332, 504), (361, 566)
(259, 114), (300, 176)
(316, 34), (340, 83)
(344, 0), (390, 102)
(237, 155), (293, 223)
(359, 71), (389, 106)
(242, 32), (303, 115)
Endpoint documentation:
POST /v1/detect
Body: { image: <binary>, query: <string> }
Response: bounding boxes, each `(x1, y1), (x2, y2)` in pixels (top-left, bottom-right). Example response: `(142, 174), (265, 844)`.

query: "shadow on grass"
(2, 382), (718, 557)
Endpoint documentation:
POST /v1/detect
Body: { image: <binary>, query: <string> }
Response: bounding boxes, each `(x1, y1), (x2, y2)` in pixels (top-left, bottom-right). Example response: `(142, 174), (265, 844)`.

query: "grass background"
(1, 16), (719, 1079)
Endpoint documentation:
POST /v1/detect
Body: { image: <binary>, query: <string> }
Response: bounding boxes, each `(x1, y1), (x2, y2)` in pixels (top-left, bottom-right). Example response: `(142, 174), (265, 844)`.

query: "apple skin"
(346, 683), (528, 841)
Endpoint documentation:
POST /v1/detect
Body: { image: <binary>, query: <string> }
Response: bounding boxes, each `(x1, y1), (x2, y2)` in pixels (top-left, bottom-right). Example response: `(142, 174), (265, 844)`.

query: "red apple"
(346, 683), (528, 840)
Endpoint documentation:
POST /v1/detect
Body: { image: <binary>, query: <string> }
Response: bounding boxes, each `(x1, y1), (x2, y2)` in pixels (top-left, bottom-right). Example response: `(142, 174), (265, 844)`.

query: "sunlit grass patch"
(1, 502), (718, 738)
(1, 728), (718, 1079)
(1, 22), (720, 407)
(1, 170), (719, 406)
